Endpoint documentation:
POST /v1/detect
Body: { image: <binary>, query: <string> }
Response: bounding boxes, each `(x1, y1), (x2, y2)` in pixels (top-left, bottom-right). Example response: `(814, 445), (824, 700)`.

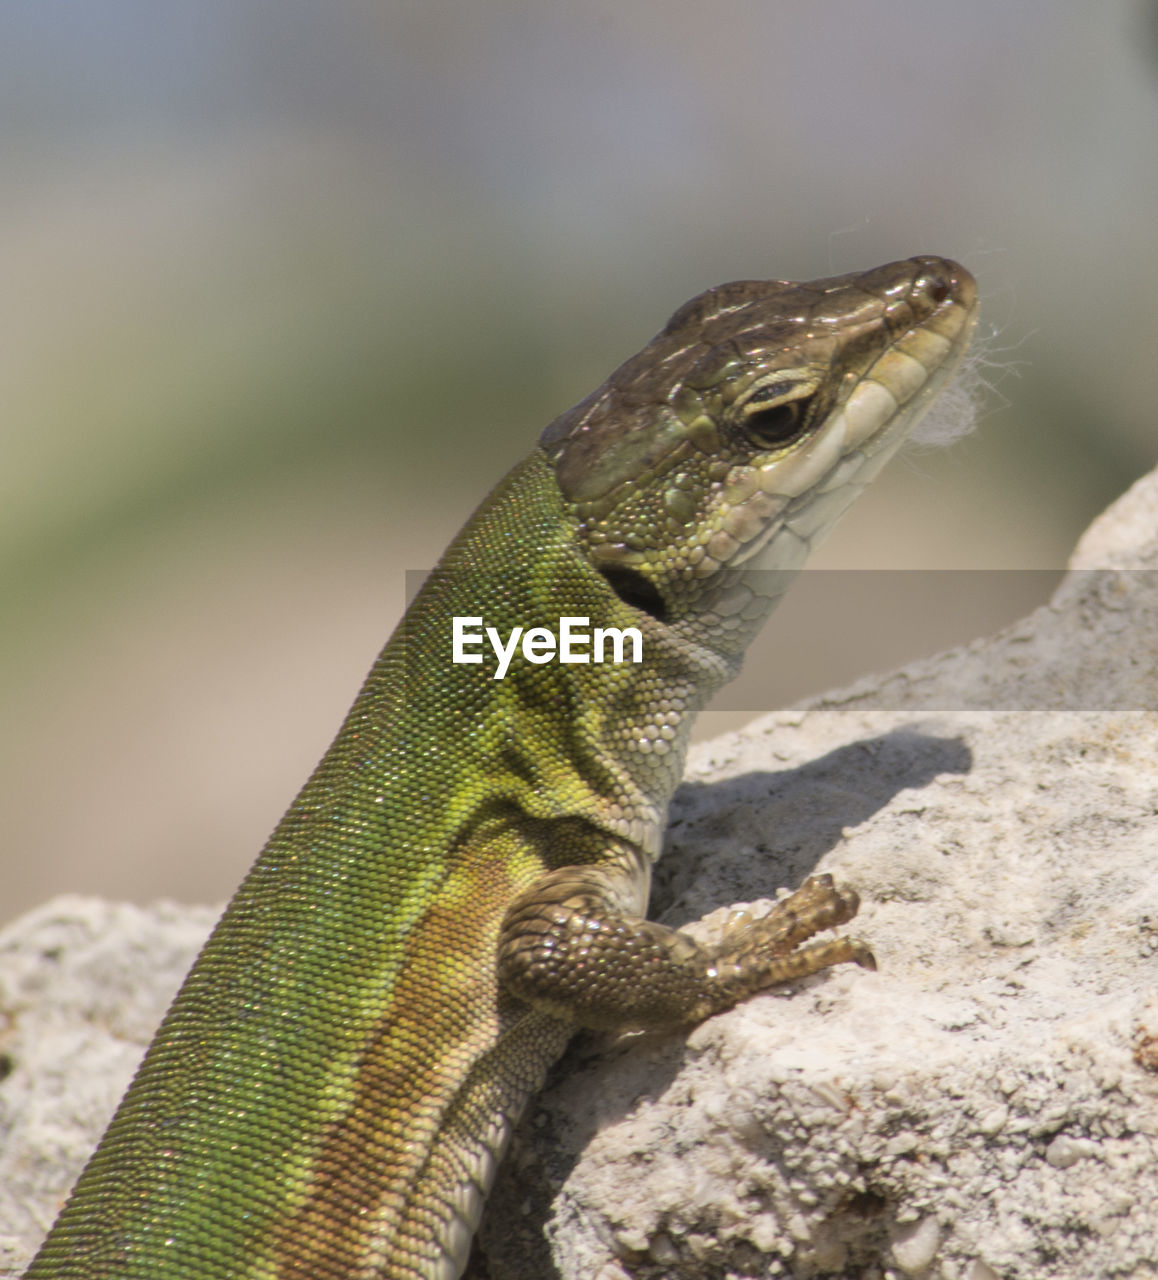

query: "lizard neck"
(373, 450), (732, 858)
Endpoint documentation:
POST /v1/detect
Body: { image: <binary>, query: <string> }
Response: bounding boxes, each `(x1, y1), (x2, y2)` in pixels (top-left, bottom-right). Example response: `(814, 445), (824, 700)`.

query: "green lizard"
(24, 256), (977, 1279)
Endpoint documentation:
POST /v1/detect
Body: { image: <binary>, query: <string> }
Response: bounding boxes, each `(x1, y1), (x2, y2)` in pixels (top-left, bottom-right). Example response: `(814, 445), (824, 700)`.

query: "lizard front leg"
(497, 841), (874, 1033)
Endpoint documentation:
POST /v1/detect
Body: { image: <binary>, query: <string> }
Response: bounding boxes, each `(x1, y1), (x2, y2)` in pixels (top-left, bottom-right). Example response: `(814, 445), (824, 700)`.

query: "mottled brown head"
(540, 256), (977, 650)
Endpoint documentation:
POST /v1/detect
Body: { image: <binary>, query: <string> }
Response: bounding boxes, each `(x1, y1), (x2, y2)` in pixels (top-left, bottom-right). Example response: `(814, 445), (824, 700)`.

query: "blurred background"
(3, 0), (1157, 922)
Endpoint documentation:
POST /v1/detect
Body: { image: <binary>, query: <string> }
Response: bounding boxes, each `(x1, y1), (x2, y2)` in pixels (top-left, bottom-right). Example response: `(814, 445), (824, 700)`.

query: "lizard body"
(25, 256), (977, 1279)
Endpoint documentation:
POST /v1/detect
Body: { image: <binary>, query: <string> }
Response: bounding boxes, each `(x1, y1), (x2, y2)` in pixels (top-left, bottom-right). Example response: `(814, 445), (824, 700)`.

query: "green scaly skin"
(25, 256), (977, 1279)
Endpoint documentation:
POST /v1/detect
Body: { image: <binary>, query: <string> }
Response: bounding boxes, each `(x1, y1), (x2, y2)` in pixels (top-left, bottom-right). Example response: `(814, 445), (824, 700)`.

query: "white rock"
(891, 1215), (941, 1274)
(0, 899), (218, 1272)
(480, 462), (1158, 1279)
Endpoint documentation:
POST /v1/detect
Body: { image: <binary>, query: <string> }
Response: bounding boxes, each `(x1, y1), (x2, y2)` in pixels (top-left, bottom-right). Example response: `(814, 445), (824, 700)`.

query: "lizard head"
(539, 256), (978, 654)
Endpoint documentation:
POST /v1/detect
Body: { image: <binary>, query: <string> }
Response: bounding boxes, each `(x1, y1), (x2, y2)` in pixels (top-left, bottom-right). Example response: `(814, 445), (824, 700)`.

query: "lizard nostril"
(914, 268), (953, 306)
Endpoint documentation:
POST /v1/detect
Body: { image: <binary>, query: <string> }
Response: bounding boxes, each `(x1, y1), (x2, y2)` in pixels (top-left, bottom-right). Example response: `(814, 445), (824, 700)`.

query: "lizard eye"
(738, 383), (814, 449)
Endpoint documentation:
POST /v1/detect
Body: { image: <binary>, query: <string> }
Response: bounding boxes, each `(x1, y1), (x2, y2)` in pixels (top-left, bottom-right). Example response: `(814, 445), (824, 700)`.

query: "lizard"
(23, 254), (977, 1279)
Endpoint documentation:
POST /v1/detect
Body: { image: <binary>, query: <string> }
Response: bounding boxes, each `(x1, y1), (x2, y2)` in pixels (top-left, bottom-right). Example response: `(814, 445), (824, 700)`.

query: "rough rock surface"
(0, 902), (219, 1276)
(3, 467), (1158, 1279)
(476, 466), (1158, 1280)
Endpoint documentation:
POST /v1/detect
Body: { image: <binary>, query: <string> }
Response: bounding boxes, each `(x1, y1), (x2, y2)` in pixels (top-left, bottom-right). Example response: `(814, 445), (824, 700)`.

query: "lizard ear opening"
(598, 566), (669, 624)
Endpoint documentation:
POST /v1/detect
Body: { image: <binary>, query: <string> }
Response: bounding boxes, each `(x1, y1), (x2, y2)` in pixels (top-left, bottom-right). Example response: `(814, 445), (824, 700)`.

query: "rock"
(3, 467), (1158, 1279)
(0, 900), (218, 1274)
(479, 463), (1158, 1279)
